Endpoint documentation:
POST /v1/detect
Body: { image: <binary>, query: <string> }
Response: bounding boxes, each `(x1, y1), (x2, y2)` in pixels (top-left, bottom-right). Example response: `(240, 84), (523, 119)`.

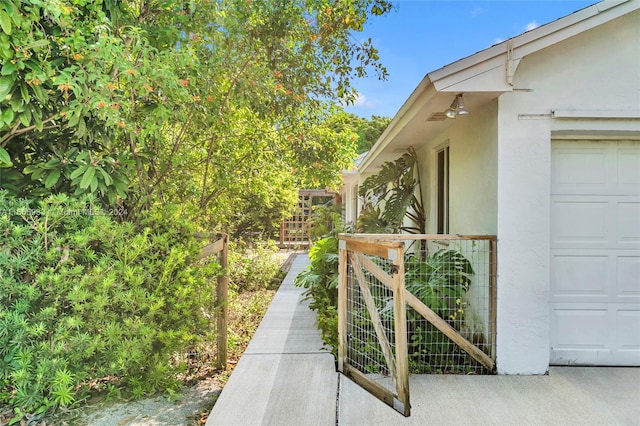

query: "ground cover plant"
(0, 192), (219, 422)
(294, 204), (345, 354)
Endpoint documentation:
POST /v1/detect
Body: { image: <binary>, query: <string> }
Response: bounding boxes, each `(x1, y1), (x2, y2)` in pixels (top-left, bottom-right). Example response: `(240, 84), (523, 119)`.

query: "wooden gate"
(338, 234), (497, 417)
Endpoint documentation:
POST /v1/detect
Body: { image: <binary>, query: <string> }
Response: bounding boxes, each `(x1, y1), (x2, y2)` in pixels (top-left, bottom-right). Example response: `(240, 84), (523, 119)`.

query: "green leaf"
(2, 107), (14, 124)
(0, 146), (11, 167)
(1, 61), (16, 75)
(98, 166), (113, 185)
(69, 164), (87, 180)
(19, 83), (29, 103)
(75, 118), (86, 138)
(44, 169), (61, 188)
(24, 59), (43, 74)
(0, 10), (11, 35)
(67, 108), (81, 127)
(44, 158), (61, 169)
(22, 40), (49, 50)
(90, 175), (98, 193)
(32, 167), (46, 180)
(31, 84), (46, 104)
(22, 164), (39, 174)
(0, 75), (12, 99)
(19, 108), (30, 126)
(79, 166), (95, 189)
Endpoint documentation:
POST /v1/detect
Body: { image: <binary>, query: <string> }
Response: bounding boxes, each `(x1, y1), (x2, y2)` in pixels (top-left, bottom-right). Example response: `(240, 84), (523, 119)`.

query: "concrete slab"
(244, 285), (329, 355)
(206, 254), (338, 426)
(338, 367), (640, 425)
(208, 353), (337, 426)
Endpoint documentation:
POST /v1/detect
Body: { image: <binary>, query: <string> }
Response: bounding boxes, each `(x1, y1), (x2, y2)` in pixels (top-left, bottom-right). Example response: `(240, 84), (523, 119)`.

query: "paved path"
(206, 254), (336, 426)
(207, 253), (640, 426)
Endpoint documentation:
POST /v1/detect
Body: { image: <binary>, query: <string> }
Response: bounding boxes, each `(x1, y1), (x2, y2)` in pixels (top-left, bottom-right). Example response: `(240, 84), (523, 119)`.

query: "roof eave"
(357, 0), (638, 174)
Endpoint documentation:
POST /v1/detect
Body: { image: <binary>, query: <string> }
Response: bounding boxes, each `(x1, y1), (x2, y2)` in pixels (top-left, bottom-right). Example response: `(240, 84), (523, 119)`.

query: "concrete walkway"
(206, 253), (337, 426)
(207, 253), (640, 426)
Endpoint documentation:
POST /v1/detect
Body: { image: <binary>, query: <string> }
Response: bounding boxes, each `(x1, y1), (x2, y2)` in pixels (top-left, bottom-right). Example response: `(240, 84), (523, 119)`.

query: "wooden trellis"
(279, 189), (337, 248)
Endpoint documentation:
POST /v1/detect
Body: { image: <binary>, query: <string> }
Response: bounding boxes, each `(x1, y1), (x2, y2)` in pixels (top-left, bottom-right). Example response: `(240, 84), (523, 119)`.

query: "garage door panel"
(618, 256), (640, 297)
(551, 305), (640, 365)
(551, 250), (639, 302)
(551, 254), (608, 297)
(552, 198), (639, 249)
(617, 310), (640, 351)
(552, 147), (610, 194)
(618, 202), (640, 245)
(551, 200), (608, 245)
(618, 149), (640, 193)
(551, 308), (610, 350)
(550, 139), (640, 366)
(550, 349), (635, 366)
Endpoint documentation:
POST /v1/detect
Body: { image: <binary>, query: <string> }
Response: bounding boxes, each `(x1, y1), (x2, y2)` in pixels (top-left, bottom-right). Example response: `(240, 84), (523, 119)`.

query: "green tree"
(355, 114), (391, 153)
(1, 0), (393, 234)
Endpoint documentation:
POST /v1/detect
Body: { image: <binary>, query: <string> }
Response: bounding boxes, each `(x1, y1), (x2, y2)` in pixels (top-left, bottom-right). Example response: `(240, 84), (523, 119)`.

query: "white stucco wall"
(415, 100), (498, 236)
(448, 100), (499, 235)
(495, 10), (640, 374)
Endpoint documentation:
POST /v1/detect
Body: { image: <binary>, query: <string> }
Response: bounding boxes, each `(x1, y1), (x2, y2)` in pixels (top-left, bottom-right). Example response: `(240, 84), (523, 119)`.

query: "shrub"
(0, 192), (218, 421)
(227, 240), (283, 293)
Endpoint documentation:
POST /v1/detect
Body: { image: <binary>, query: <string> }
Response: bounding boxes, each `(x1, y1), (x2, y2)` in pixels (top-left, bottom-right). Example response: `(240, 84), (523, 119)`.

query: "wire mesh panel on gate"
(338, 237), (410, 416)
(347, 254), (396, 388)
(338, 234), (497, 417)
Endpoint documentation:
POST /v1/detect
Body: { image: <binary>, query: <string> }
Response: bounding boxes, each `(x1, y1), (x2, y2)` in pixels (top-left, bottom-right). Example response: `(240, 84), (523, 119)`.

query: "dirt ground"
(27, 375), (219, 426)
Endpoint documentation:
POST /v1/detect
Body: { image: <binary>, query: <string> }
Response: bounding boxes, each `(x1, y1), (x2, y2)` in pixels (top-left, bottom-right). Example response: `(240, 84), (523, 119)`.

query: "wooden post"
(337, 238), (348, 372)
(279, 220), (285, 248)
(392, 245), (410, 416)
(489, 238), (498, 360)
(216, 234), (229, 370)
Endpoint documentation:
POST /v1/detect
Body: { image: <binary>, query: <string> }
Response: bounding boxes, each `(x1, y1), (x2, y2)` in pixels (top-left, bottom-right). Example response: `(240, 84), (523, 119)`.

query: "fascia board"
(430, 0), (637, 92)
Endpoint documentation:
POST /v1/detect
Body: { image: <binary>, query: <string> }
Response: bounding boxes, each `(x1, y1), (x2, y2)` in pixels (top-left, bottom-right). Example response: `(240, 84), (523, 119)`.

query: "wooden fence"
(195, 233), (229, 370)
(338, 233), (497, 416)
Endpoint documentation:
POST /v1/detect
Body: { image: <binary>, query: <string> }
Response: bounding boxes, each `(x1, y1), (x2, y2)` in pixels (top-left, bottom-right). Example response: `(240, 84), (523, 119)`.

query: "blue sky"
(344, 0), (596, 118)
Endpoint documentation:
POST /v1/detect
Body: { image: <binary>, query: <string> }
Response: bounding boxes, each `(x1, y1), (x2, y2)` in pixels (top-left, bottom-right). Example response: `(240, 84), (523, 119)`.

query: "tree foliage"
(0, 1), (395, 419)
(352, 114), (391, 153)
(0, 0), (393, 234)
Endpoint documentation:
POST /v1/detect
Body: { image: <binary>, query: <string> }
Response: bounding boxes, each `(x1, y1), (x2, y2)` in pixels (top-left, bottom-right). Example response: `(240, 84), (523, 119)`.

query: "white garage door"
(550, 139), (640, 366)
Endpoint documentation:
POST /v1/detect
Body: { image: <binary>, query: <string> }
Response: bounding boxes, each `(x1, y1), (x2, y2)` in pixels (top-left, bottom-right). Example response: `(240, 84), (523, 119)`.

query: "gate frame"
(337, 235), (410, 416)
(338, 233), (497, 416)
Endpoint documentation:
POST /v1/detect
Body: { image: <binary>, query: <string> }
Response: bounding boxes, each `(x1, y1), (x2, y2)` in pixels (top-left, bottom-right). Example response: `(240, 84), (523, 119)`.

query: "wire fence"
(346, 254), (396, 378)
(402, 237), (495, 374)
(339, 234), (497, 416)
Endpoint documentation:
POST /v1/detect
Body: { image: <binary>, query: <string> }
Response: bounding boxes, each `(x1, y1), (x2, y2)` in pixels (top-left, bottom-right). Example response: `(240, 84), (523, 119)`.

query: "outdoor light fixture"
(445, 93), (469, 119)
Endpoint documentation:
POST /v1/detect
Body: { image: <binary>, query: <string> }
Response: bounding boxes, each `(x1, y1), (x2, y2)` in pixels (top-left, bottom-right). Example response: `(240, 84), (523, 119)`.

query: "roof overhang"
(359, 0), (638, 173)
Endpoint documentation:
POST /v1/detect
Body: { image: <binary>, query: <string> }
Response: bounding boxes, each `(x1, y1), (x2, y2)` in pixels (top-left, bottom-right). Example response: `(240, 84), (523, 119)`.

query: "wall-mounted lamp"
(445, 93), (469, 119)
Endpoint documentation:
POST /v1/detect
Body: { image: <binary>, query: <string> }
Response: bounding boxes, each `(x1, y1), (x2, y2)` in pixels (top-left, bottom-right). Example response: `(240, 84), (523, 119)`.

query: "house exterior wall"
(416, 99), (499, 236)
(495, 10), (640, 374)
